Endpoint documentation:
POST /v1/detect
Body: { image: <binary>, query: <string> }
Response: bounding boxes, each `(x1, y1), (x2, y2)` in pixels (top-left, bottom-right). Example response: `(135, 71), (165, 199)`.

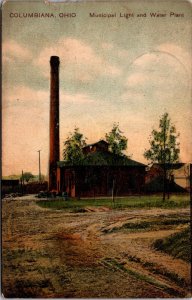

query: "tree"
(21, 172), (34, 183)
(144, 112), (180, 200)
(63, 127), (87, 164)
(105, 123), (128, 156)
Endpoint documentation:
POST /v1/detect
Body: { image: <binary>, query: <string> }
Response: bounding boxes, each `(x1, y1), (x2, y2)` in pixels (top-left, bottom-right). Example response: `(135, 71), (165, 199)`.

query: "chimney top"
(50, 56), (60, 66)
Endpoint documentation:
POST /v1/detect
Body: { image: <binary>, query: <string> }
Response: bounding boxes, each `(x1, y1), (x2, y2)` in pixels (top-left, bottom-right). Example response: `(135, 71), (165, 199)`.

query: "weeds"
(3, 278), (51, 298)
(103, 216), (190, 234)
(101, 257), (184, 297)
(36, 194), (190, 211)
(2, 246), (70, 298)
(153, 227), (191, 263)
(126, 255), (187, 288)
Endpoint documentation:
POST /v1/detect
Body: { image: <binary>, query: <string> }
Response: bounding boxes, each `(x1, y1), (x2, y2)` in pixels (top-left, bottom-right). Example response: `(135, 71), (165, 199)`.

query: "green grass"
(103, 216), (190, 233)
(36, 194), (190, 211)
(153, 226), (191, 262)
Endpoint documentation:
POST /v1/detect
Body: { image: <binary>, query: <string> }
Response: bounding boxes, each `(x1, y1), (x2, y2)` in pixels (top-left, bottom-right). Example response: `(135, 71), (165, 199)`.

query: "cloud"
(34, 37), (121, 81)
(2, 86), (49, 176)
(124, 48), (189, 96)
(121, 90), (145, 102)
(120, 90), (149, 116)
(133, 53), (158, 68)
(3, 85), (95, 110)
(121, 45), (191, 131)
(132, 45), (191, 80)
(2, 40), (32, 63)
(126, 73), (149, 87)
(62, 93), (95, 104)
(2, 85), (97, 175)
(3, 86), (47, 102)
(101, 42), (114, 50)
(156, 43), (191, 73)
(117, 49), (129, 59)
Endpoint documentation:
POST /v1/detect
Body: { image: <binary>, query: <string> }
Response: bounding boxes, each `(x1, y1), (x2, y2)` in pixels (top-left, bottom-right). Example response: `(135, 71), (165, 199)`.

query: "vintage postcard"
(1, 0), (191, 298)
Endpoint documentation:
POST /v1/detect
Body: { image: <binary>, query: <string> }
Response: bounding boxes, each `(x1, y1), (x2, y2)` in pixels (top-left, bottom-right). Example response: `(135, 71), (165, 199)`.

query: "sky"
(2, 0), (192, 176)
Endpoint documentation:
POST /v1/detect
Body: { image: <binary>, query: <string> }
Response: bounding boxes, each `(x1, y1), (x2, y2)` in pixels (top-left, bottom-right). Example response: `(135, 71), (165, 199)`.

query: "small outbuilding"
(145, 163), (190, 193)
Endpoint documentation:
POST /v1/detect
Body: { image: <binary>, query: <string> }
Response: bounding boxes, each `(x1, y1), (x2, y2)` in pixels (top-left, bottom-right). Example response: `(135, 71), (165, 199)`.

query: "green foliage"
(21, 172), (34, 183)
(104, 217), (190, 233)
(62, 127), (87, 164)
(105, 123), (128, 156)
(144, 113), (180, 164)
(36, 195), (190, 211)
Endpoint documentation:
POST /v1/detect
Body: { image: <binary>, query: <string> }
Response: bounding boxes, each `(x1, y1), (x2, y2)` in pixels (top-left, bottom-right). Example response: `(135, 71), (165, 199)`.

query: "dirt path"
(2, 196), (191, 298)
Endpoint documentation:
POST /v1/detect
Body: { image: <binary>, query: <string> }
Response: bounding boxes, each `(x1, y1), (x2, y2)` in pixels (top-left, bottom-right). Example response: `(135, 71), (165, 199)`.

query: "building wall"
(173, 164), (190, 190)
(58, 166), (145, 197)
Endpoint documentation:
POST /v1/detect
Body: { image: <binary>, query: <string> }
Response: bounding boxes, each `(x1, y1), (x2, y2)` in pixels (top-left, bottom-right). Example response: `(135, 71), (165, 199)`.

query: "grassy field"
(37, 194), (190, 211)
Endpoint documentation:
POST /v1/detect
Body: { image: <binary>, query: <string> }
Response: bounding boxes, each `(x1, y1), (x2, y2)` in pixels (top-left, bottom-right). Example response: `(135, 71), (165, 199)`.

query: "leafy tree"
(21, 172), (34, 183)
(63, 127), (87, 199)
(105, 123), (128, 156)
(144, 112), (180, 199)
(63, 127), (87, 164)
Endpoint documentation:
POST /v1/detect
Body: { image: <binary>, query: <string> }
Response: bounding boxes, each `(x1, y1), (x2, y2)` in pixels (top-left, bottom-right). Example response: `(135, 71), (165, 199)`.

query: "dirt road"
(2, 196), (191, 298)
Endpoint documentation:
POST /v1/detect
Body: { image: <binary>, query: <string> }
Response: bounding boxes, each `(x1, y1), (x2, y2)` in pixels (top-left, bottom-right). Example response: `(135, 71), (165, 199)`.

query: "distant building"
(1, 179), (20, 196)
(145, 163), (190, 193)
(1, 179), (20, 188)
(56, 140), (146, 197)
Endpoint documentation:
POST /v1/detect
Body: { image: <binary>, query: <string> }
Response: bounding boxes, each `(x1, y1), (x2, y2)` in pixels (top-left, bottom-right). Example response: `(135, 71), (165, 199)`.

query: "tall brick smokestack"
(49, 56), (60, 191)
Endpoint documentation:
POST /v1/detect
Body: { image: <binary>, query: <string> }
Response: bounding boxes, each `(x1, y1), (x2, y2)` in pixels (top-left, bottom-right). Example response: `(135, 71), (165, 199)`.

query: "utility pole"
(112, 178), (115, 204)
(21, 169), (24, 195)
(190, 163), (192, 203)
(37, 150), (41, 182)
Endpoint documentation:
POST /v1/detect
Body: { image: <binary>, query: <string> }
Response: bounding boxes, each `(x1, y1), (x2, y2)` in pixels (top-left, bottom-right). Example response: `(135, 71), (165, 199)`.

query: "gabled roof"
(151, 163), (187, 170)
(83, 151), (146, 166)
(144, 176), (188, 193)
(82, 140), (109, 148)
(59, 138), (146, 167)
(58, 151), (146, 167)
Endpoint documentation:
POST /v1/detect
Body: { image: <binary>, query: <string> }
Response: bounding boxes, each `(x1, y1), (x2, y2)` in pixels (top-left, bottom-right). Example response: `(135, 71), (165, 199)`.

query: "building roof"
(58, 151), (146, 168)
(59, 139), (146, 168)
(151, 163), (187, 170)
(82, 140), (109, 148)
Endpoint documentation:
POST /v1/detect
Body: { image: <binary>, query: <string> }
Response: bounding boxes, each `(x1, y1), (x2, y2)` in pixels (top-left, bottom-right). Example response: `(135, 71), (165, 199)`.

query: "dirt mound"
(85, 206), (111, 212)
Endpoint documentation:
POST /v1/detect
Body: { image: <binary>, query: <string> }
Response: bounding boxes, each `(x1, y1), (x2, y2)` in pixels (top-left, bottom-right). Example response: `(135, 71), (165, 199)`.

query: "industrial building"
(48, 56), (146, 197)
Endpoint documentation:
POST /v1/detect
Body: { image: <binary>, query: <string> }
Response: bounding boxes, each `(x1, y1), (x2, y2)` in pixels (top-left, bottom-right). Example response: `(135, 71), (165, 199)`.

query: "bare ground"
(2, 196), (191, 298)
